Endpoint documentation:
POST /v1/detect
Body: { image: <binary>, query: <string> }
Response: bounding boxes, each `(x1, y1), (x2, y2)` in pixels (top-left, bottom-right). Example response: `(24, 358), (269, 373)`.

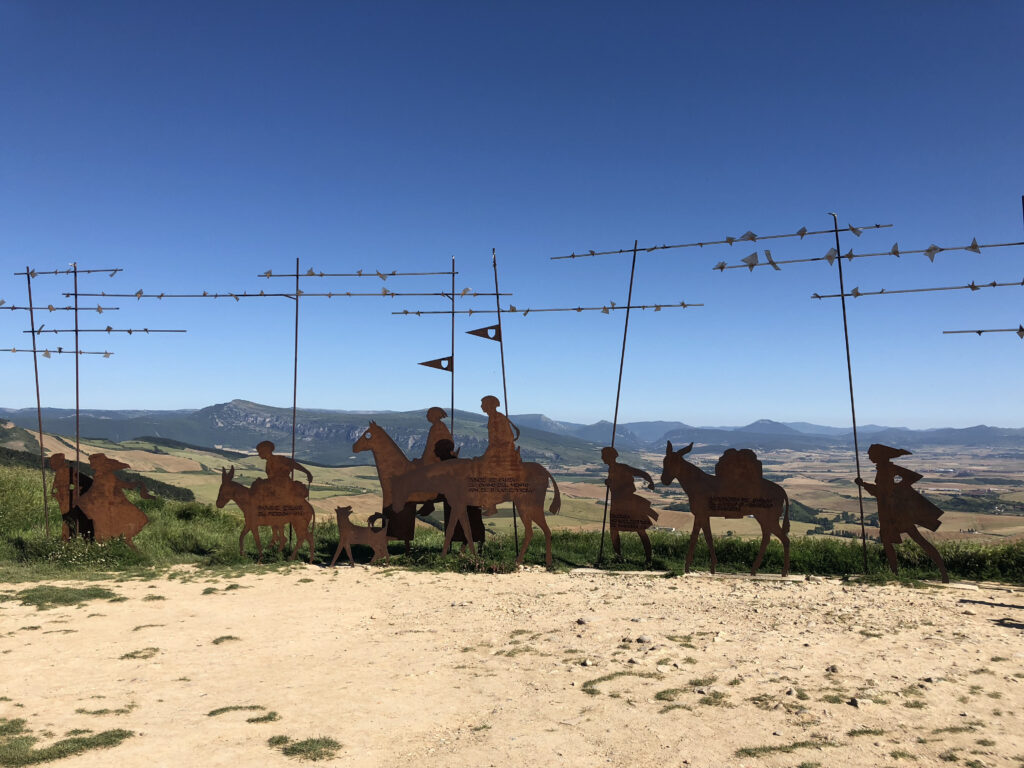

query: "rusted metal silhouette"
(353, 419), (444, 551)
(330, 506), (390, 566)
(215, 466), (315, 562)
(661, 441), (790, 575)
(856, 444), (949, 583)
(48, 453), (94, 540)
(434, 438), (484, 548)
(76, 453), (151, 547)
(602, 447), (659, 564)
(388, 397), (561, 564)
(419, 407), (453, 466)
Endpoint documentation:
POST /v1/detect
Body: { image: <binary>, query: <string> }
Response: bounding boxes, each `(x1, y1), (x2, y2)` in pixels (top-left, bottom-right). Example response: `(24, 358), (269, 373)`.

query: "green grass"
(0, 717), (132, 766)
(207, 705), (266, 717)
(5, 586), (117, 610)
(266, 736), (341, 761)
(580, 670), (661, 696)
(848, 727), (886, 737)
(2, 463), (1023, 581)
(119, 648), (158, 660)
(735, 738), (830, 758)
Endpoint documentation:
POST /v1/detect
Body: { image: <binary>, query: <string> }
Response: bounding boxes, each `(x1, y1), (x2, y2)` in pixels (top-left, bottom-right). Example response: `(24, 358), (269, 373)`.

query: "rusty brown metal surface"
(661, 441), (791, 576)
(856, 444), (949, 583)
(330, 506), (390, 566)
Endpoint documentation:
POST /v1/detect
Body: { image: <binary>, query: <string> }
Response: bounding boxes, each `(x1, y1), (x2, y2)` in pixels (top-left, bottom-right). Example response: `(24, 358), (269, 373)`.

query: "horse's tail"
(782, 491), (790, 534)
(547, 470), (561, 516)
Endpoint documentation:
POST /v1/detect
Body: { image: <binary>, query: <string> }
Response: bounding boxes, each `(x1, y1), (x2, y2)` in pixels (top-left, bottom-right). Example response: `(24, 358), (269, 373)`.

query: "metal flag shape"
(419, 356), (453, 372)
(467, 324), (501, 342)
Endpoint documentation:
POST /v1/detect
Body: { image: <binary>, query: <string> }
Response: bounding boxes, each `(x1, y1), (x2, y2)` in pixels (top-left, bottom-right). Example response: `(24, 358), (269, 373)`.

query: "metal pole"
(597, 240), (639, 564)
(73, 263), (81, 508)
(830, 213), (869, 572)
(491, 249), (519, 553)
(450, 256), (456, 440)
(290, 257), (300, 549)
(25, 268), (50, 537)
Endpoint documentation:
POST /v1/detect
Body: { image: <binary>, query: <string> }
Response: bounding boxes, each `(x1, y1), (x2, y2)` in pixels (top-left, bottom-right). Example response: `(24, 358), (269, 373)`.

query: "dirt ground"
(2, 568), (1023, 767)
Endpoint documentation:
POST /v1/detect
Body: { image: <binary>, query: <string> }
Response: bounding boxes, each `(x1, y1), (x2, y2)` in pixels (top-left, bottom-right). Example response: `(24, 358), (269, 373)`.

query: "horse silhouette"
(661, 441), (790, 575)
(390, 457), (561, 565)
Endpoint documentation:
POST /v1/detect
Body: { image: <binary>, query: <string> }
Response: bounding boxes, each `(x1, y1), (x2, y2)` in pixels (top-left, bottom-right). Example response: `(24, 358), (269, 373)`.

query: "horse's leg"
(252, 526), (263, 563)
(516, 516), (534, 566)
(638, 529), (652, 565)
(459, 507), (477, 556)
(750, 522), (771, 575)
(610, 527), (622, 558)
(701, 518), (717, 573)
(774, 519), (791, 577)
(441, 500), (460, 555)
(907, 527), (949, 583)
(685, 518), (701, 573)
(531, 505), (553, 567)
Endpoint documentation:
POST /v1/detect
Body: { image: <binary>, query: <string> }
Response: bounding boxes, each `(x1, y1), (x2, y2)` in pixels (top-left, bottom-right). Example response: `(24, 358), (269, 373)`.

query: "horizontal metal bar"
(14, 268), (123, 276)
(64, 291), (509, 299)
(553, 223), (893, 260)
(24, 328), (187, 334)
(1, 305), (119, 312)
(716, 239), (1024, 271)
(5, 348), (114, 356)
(394, 301), (703, 316)
(259, 270), (457, 278)
(813, 278), (1024, 300)
(943, 326), (1024, 337)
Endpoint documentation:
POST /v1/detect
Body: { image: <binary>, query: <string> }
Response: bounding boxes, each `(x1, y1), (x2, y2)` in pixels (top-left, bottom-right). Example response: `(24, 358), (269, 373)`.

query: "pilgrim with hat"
(76, 453), (152, 547)
(856, 443), (948, 582)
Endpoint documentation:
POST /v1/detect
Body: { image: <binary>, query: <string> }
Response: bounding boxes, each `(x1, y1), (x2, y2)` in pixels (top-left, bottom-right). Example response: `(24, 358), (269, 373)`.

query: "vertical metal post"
(72, 263), (81, 507)
(830, 213), (868, 572)
(450, 256), (456, 440)
(290, 257), (300, 549)
(491, 249), (519, 552)
(597, 240), (639, 564)
(25, 268), (50, 536)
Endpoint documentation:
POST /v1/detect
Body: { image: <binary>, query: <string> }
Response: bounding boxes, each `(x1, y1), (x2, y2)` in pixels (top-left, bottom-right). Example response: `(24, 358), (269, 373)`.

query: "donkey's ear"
(680, 442), (694, 456)
(666, 440), (673, 454)
(369, 420), (377, 426)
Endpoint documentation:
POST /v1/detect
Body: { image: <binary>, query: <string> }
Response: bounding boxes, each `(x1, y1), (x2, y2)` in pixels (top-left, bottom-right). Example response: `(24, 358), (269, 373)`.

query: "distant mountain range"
(3, 400), (1024, 465)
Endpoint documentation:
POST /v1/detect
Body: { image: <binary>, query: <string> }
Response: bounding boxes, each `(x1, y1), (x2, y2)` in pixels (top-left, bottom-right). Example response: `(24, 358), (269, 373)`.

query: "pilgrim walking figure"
(856, 443), (949, 583)
(49, 453), (94, 541)
(602, 446), (659, 564)
(76, 453), (152, 547)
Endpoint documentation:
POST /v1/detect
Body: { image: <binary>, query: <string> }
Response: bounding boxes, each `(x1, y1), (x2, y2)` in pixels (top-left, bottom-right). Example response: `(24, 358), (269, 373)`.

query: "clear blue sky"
(2, 1), (1022, 429)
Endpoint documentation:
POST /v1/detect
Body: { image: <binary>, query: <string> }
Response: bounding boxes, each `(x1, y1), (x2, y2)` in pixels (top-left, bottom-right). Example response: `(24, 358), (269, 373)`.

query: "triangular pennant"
(741, 252), (759, 271)
(844, 249), (854, 261)
(850, 287), (861, 297)
(825, 248), (837, 265)
(42, 349), (51, 358)
(924, 244), (941, 262)
(796, 227), (808, 239)
(467, 324), (501, 342)
(1017, 325), (1024, 339)
(765, 250), (780, 271)
(739, 230), (758, 242)
(966, 237), (981, 254)
(890, 243), (900, 257)
(714, 261), (726, 271)
(419, 356), (453, 372)
(848, 224), (863, 236)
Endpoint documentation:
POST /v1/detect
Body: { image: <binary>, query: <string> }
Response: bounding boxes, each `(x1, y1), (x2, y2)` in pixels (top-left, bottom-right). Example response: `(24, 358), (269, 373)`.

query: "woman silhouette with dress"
(856, 443), (948, 583)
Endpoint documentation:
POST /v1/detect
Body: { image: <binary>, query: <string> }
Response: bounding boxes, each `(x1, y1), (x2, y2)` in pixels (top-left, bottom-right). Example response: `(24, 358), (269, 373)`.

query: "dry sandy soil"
(2, 568), (1023, 767)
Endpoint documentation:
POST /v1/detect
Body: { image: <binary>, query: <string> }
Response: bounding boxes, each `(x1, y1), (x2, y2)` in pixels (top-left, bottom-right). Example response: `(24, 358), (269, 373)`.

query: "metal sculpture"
(389, 396), (561, 565)
(601, 447), (659, 564)
(661, 441), (790, 575)
(75, 453), (152, 547)
(215, 465), (315, 562)
(330, 506), (390, 566)
(353, 420), (444, 551)
(856, 444), (949, 582)
(48, 453), (94, 541)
